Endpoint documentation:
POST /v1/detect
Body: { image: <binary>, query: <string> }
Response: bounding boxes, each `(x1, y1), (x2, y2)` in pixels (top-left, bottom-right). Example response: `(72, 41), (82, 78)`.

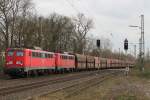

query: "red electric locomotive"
(55, 53), (75, 72)
(5, 48), (55, 77)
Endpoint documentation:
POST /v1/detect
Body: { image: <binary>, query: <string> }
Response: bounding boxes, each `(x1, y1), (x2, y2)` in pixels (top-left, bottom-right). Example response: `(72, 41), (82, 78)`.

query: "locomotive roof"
(7, 48), (54, 54)
(55, 53), (74, 56)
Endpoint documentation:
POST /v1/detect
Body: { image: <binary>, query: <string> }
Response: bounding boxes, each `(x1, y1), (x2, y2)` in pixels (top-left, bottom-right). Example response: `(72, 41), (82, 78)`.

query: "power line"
(64, 0), (93, 17)
(64, 0), (81, 14)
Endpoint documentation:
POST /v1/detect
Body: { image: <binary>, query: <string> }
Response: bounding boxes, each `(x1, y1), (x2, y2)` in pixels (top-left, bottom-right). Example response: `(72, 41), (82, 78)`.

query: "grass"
(139, 70), (150, 78)
(115, 95), (137, 100)
(132, 62), (150, 79)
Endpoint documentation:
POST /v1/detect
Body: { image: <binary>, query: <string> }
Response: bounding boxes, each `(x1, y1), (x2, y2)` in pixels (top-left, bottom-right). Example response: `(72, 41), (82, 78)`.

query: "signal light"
(97, 39), (100, 48)
(124, 38), (128, 50)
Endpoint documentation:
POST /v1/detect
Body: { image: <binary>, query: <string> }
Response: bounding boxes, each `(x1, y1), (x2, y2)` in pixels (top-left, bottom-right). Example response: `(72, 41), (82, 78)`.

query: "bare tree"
(0, 0), (32, 49)
(73, 13), (93, 54)
(13, 0), (33, 47)
(0, 0), (13, 48)
(41, 13), (75, 52)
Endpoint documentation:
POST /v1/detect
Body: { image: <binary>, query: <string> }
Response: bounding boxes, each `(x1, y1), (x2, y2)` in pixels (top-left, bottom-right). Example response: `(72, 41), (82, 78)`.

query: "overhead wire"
(64, 0), (81, 14)
(64, 0), (93, 17)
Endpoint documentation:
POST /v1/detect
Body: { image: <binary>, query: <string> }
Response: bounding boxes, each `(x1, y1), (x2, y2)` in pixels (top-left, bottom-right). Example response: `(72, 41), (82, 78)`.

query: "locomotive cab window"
(7, 50), (14, 56)
(16, 51), (24, 56)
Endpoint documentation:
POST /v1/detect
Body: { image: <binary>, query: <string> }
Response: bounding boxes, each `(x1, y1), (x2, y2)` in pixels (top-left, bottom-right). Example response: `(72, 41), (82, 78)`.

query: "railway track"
(0, 69), (123, 100)
(0, 71), (94, 88)
(27, 69), (122, 100)
(41, 70), (119, 99)
(0, 70), (105, 96)
(63, 70), (120, 99)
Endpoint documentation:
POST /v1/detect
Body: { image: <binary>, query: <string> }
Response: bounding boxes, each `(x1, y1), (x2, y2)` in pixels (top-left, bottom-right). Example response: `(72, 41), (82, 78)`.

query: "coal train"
(4, 48), (134, 77)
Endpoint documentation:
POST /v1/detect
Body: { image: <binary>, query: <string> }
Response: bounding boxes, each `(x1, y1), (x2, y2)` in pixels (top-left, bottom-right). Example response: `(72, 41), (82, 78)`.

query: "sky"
(32, 0), (150, 55)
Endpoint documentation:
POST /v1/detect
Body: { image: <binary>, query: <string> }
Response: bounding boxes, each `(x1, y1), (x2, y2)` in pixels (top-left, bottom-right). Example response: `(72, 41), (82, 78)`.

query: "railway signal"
(97, 39), (100, 48)
(124, 38), (128, 51)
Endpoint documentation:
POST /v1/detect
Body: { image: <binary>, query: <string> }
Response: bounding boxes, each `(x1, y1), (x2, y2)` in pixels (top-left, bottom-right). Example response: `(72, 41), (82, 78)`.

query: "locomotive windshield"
(16, 51), (24, 56)
(7, 50), (14, 56)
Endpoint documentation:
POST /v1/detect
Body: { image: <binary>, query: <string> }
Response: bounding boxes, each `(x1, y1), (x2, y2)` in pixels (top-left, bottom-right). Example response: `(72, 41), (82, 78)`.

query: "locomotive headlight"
(16, 61), (23, 65)
(7, 61), (13, 65)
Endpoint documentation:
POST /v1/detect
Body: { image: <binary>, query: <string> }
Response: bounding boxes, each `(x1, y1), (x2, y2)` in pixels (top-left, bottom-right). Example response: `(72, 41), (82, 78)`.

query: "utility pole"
(119, 48), (120, 60)
(129, 14), (145, 71)
(148, 48), (150, 61)
(139, 15), (145, 71)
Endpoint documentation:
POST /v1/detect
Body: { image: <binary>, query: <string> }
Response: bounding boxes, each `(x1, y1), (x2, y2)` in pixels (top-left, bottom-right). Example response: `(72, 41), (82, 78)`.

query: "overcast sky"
(32, 0), (150, 54)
